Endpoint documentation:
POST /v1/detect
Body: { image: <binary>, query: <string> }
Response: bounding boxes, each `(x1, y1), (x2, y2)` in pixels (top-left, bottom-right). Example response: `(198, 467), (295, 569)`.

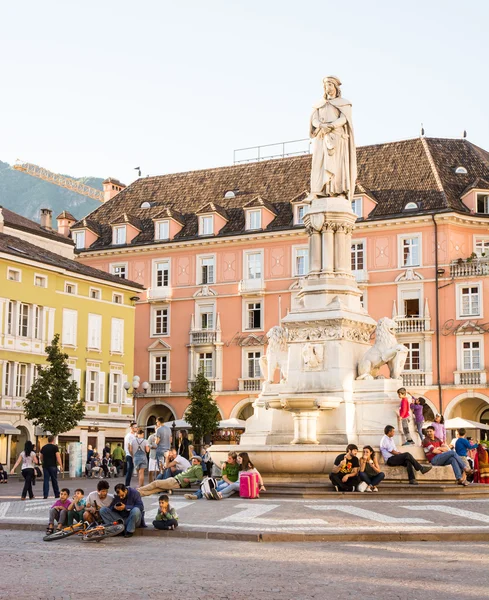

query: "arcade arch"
(137, 401), (177, 432)
(444, 392), (489, 422)
(230, 397), (255, 421)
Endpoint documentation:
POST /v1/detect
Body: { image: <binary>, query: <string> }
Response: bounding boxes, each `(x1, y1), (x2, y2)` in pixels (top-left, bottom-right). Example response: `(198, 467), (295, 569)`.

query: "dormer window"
(246, 210), (261, 230)
(199, 215), (214, 236)
(73, 230), (85, 249)
(296, 204), (309, 225)
(351, 197), (363, 218)
(155, 220), (170, 240)
(404, 202), (418, 211)
(476, 194), (489, 214)
(455, 166), (468, 174)
(113, 225), (126, 245)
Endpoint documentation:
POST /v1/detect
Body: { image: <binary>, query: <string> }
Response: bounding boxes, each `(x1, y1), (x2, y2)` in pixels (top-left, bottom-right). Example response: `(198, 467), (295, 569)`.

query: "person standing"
(410, 397), (426, 443)
(454, 429), (479, 471)
(40, 435), (62, 499)
(124, 422), (138, 486)
(431, 414), (447, 444)
(111, 443), (125, 477)
(131, 429), (150, 487)
(397, 388), (415, 446)
(147, 429), (158, 483)
(155, 417), (171, 471)
(177, 430), (190, 461)
(380, 425), (432, 485)
(10, 441), (38, 500)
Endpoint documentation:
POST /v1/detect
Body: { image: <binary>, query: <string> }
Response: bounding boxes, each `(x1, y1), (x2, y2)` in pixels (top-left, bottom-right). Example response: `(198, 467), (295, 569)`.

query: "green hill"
(0, 160), (102, 222)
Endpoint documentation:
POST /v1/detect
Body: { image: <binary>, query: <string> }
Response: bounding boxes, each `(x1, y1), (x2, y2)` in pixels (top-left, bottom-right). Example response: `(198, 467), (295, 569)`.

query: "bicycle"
(81, 520), (124, 542)
(43, 520), (91, 542)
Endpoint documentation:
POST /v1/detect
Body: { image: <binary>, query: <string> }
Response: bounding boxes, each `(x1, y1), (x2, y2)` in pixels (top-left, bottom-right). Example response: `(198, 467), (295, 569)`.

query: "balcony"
(238, 378), (263, 392)
(401, 372), (426, 387)
(190, 330), (218, 344)
(353, 269), (369, 283)
(395, 316), (430, 333)
(148, 381), (171, 395)
(147, 286), (172, 301)
(188, 378), (218, 392)
(454, 370), (487, 386)
(450, 258), (489, 278)
(239, 278), (266, 295)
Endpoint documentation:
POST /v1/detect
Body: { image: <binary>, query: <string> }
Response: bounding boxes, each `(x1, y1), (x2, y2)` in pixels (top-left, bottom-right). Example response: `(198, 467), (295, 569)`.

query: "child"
(410, 397), (426, 442)
(397, 387), (414, 446)
(432, 414), (446, 444)
(46, 488), (71, 534)
(0, 463), (7, 483)
(67, 488), (86, 527)
(153, 494), (178, 530)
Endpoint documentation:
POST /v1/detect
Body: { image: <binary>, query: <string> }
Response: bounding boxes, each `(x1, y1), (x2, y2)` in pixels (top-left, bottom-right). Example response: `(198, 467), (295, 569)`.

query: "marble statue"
(259, 326), (289, 384)
(309, 76), (357, 201)
(356, 317), (408, 380)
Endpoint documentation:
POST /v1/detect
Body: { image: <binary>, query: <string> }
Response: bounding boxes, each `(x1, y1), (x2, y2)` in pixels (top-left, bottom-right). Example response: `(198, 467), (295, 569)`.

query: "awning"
(0, 423), (21, 435)
(444, 417), (489, 431)
(163, 418), (247, 430)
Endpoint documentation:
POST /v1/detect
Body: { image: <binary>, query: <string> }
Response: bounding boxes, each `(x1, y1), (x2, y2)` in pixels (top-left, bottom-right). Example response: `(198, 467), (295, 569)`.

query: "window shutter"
(111, 318), (124, 353)
(74, 368), (81, 400)
(98, 371), (106, 403)
(108, 372), (115, 403)
(121, 373), (128, 404)
(85, 370), (91, 402)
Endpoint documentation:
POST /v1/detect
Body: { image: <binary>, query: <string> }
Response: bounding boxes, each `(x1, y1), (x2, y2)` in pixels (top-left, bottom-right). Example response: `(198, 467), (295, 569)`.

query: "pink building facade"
(71, 137), (489, 435)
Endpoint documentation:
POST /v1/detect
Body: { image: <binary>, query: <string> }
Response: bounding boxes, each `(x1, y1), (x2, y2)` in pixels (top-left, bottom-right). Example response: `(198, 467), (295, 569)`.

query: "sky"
(1, 0), (488, 186)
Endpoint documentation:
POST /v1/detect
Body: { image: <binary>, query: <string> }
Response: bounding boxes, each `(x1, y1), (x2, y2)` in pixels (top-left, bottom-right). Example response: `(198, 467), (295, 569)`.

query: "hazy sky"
(1, 1), (488, 186)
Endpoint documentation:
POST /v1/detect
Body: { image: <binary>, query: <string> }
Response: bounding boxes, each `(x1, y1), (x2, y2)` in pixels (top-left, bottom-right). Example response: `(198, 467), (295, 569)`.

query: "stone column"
(305, 213), (324, 276)
(344, 226), (353, 274)
(291, 411), (319, 444)
(321, 222), (335, 274)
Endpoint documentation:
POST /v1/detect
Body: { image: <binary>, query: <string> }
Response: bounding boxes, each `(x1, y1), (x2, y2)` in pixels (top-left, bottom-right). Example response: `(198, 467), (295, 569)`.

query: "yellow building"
(0, 207), (143, 468)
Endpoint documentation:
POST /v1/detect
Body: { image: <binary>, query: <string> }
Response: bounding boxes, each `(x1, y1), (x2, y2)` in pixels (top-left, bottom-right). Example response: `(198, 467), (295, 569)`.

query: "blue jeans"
(125, 456), (134, 486)
(43, 466), (59, 498)
(100, 506), (142, 533)
(220, 481), (240, 498)
(157, 468), (183, 481)
(195, 479), (230, 499)
(415, 422), (424, 440)
(431, 450), (466, 480)
(359, 471), (385, 487)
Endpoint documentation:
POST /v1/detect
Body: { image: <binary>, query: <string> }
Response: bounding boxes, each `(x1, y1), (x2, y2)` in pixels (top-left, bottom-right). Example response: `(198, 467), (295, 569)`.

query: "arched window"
(455, 166), (468, 174)
(404, 202), (418, 211)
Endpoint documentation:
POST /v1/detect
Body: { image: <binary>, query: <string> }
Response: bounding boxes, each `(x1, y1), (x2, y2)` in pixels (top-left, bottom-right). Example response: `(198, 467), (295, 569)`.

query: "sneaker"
(211, 488), (221, 500)
(372, 486), (379, 492)
(420, 465), (433, 475)
(123, 532), (134, 538)
(366, 486), (373, 492)
(184, 494), (198, 500)
(333, 485), (339, 492)
(408, 479), (419, 485)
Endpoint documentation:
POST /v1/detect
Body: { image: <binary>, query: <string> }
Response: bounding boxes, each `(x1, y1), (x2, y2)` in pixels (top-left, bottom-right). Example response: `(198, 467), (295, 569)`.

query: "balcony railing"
(238, 378), (263, 392)
(147, 286), (172, 301)
(239, 278), (266, 295)
(148, 381), (171, 395)
(401, 372), (426, 387)
(188, 379), (217, 392)
(190, 330), (218, 344)
(395, 316), (430, 333)
(450, 259), (489, 278)
(454, 370), (487, 385)
(353, 269), (369, 283)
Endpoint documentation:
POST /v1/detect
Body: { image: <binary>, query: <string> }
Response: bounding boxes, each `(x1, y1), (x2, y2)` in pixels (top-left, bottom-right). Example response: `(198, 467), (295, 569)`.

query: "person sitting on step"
(329, 444), (361, 492)
(423, 426), (470, 486)
(359, 446), (385, 492)
(380, 425), (432, 485)
(153, 494), (178, 530)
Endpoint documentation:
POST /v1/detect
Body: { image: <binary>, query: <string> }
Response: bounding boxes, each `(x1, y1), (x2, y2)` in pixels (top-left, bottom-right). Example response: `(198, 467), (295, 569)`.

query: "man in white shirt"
(380, 425), (432, 485)
(157, 448), (191, 480)
(124, 422), (138, 486)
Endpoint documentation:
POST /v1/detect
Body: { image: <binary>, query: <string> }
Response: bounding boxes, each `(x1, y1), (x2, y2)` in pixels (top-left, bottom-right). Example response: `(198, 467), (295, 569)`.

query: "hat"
(323, 75), (342, 87)
(191, 455), (203, 462)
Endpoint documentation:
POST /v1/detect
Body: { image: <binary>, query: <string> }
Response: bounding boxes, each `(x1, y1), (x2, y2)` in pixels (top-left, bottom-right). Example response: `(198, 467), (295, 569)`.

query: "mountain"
(0, 160), (101, 222)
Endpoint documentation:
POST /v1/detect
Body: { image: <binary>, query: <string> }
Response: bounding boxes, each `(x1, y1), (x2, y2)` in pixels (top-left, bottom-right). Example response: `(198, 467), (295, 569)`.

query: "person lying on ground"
(67, 488), (86, 526)
(423, 426), (470, 486)
(380, 425), (432, 485)
(153, 494), (179, 530)
(216, 452), (265, 500)
(83, 479), (113, 523)
(138, 455), (203, 497)
(100, 483), (145, 538)
(184, 451), (238, 500)
(46, 488), (71, 534)
(359, 446), (385, 492)
(329, 444), (361, 492)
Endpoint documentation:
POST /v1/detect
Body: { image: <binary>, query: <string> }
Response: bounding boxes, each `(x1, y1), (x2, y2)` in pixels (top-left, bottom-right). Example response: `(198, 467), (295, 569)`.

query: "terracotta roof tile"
(1, 206), (74, 245)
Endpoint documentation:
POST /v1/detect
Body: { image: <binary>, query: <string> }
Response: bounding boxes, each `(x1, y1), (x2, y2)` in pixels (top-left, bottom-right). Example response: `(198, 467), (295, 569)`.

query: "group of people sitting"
(85, 443), (124, 479)
(45, 479), (179, 538)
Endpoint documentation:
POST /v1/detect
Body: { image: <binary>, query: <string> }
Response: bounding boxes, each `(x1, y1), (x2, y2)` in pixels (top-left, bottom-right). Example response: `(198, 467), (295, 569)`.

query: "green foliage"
(185, 371), (220, 445)
(23, 334), (85, 436)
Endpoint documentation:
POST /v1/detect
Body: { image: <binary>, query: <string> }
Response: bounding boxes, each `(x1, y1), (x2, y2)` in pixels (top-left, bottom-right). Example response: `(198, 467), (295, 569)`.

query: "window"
(154, 307), (169, 335)
(247, 210), (261, 230)
(73, 230), (85, 249)
(155, 260), (170, 288)
(6, 301), (14, 335)
(90, 288), (101, 300)
(351, 197), (363, 218)
(247, 351), (261, 378)
(246, 301), (262, 330)
(34, 275), (47, 287)
(113, 293), (123, 304)
(476, 194), (489, 214)
(154, 355), (168, 381)
(404, 202), (418, 211)
(401, 236), (420, 267)
(294, 248), (309, 276)
(87, 370), (99, 402)
(155, 220), (169, 240)
(111, 264), (127, 279)
(3, 361), (11, 395)
(246, 252), (262, 280)
(16, 363), (27, 397)
(460, 286), (480, 317)
(18, 303), (29, 337)
(463, 340), (481, 370)
(475, 238), (489, 257)
(297, 204), (309, 225)
(404, 343), (421, 371)
(33, 306), (42, 339)
(111, 318), (124, 353)
(198, 352), (213, 378)
(404, 298), (420, 317)
(62, 309), (78, 346)
(199, 256), (215, 284)
(199, 215), (213, 236)
(110, 373), (122, 404)
(200, 305), (214, 330)
(351, 242), (364, 271)
(87, 313), (102, 350)
(7, 268), (21, 282)
(113, 226), (126, 245)
(65, 282), (77, 294)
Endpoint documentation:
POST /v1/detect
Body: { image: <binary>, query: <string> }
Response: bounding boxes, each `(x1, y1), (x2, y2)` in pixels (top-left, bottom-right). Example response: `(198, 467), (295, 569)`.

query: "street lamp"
(124, 376), (149, 422)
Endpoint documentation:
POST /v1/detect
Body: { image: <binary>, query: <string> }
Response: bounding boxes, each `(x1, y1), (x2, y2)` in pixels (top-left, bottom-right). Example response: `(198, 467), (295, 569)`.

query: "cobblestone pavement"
(0, 531), (488, 600)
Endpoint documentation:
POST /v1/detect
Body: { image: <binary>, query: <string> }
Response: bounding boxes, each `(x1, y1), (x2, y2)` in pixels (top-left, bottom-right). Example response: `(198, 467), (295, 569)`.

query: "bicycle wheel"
(82, 522), (124, 542)
(43, 527), (77, 542)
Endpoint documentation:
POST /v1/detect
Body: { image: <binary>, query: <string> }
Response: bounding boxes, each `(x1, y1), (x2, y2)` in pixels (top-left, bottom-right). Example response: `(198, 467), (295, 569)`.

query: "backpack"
(200, 477), (218, 500)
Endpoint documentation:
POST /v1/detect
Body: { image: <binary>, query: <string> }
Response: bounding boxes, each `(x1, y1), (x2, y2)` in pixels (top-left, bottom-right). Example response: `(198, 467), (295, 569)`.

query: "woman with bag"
(10, 441), (38, 500)
(358, 446), (385, 492)
(217, 452), (265, 499)
(131, 429), (150, 487)
(177, 430), (190, 461)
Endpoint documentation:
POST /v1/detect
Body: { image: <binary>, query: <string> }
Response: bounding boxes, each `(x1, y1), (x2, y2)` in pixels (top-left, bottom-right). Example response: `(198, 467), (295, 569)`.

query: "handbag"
(35, 466), (42, 478)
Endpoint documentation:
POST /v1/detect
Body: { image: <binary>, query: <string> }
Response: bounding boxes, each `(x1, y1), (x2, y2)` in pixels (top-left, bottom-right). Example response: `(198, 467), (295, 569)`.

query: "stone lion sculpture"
(357, 317), (408, 380)
(259, 326), (289, 383)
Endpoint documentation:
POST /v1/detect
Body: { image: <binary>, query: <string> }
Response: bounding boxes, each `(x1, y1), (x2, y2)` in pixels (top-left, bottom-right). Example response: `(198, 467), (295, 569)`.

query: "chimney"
(40, 208), (52, 230)
(56, 211), (76, 237)
(0, 207), (4, 233)
(103, 178), (126, 203)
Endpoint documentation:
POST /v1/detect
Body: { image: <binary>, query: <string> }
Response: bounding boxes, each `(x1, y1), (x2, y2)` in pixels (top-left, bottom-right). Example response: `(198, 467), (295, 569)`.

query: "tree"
(23, 334), (85, 437)
(185, 371), (220, 446)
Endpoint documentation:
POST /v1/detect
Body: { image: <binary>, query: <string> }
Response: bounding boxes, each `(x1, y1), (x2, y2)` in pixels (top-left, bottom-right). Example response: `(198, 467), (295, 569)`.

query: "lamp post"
(123, 376), (149, 424)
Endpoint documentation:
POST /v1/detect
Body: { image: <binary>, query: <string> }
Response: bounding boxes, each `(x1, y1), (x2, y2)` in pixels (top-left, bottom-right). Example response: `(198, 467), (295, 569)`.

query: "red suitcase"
(239, 471), (260, 499)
